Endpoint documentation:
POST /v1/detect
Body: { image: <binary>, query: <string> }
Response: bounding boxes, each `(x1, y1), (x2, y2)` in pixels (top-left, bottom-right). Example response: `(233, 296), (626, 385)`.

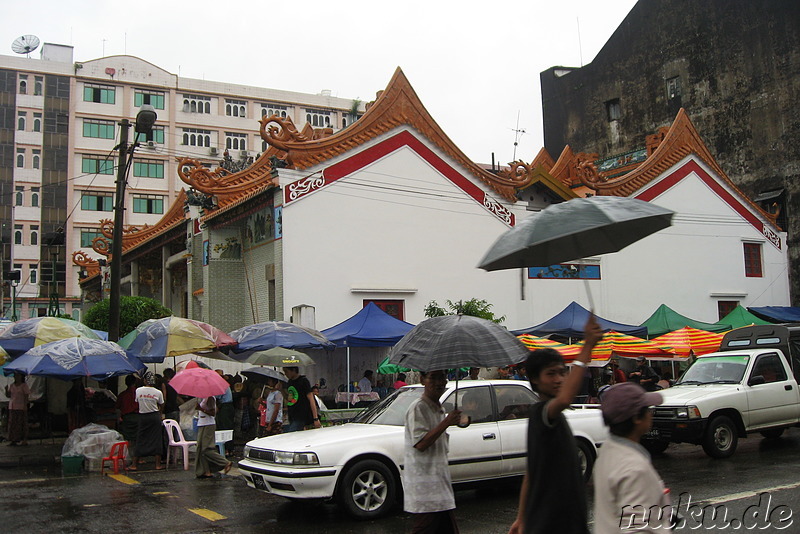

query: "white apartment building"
(0, 42), (362, 320)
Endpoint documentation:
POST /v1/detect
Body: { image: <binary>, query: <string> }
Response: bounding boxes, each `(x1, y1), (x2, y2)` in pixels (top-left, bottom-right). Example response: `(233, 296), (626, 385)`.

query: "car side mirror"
(749, 375), (766, 386)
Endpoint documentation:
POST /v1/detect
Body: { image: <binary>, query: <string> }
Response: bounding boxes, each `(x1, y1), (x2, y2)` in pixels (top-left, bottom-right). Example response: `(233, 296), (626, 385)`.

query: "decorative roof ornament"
(72, 251), (100, 280)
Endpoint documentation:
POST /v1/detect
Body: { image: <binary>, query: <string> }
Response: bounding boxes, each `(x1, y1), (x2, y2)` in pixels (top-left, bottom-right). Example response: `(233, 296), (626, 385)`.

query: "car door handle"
(785, 385), (793, 391)
(483, 433), (496, 440)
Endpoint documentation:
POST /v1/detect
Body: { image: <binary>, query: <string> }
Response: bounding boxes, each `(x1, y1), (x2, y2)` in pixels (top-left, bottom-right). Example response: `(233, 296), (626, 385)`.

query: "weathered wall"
(541, 0), (800, 303)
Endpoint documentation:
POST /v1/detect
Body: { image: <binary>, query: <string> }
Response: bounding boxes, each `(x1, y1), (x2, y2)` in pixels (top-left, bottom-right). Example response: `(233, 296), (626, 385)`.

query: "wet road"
(4, 429), (800, 533)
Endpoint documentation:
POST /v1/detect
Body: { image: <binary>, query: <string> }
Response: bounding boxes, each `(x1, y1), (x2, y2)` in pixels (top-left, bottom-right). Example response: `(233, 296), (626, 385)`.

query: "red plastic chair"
(101, 441), (129, 475)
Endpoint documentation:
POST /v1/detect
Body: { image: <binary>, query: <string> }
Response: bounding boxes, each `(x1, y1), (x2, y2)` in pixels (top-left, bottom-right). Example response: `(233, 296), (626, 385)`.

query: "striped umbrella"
(653, 327), (725, 357)
(0, 317), (100, 358)
(121, 317), (237, 363)
(519, 334), (613, 363)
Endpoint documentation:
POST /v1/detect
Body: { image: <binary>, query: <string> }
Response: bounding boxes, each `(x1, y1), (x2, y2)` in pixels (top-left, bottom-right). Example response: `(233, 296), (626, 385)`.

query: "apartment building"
(0, 42), (361, 320)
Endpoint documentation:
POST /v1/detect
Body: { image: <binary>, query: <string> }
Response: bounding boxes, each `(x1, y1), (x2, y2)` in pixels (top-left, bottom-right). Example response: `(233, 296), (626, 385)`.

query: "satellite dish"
(11, 35), (40, 56)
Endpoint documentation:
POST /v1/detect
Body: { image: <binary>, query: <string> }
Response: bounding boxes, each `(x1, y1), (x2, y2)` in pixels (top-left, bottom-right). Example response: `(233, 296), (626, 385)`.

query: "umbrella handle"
(583, 278), (595, 313)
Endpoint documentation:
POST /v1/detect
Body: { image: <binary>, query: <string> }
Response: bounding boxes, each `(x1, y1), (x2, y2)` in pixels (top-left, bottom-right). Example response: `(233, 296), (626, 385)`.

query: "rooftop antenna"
(510, 111), (526, 161)
(11, 35), (40, 57)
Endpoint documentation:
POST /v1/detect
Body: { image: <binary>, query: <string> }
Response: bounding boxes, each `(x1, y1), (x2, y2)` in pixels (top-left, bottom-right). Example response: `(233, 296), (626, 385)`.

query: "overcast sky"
(2, 0), (637, 165)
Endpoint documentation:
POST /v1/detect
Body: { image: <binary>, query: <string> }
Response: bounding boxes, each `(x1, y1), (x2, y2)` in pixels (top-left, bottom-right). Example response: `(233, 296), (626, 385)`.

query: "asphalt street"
(3, 428), (800, 533)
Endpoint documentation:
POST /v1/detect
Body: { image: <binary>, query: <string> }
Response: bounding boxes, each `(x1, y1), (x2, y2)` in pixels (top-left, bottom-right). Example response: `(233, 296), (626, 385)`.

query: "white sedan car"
(238, 380), (608, 519)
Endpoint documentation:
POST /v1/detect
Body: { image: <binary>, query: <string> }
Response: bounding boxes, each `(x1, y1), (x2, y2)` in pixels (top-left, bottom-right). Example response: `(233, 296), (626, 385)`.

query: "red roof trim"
(284, 130), (515, 226)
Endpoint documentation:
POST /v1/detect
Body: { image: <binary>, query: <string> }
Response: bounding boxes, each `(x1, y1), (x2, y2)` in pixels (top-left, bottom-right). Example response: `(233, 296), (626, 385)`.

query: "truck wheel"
(702, 416), (738, 458)
(576, 439), (595, 482)
(642, 439), (670, 454)
(760, 428), (785, 439)
(336, 459), (397, 520)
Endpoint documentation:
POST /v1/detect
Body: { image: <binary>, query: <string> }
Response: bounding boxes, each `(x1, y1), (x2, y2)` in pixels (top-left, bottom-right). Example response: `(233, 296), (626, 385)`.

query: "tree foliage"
(423, 298), (506, 324)
(83, 296), (172, 337)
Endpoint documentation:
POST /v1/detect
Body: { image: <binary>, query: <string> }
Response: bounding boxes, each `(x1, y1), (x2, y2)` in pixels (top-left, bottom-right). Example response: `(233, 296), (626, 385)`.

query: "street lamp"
(108, 105), (157, 342)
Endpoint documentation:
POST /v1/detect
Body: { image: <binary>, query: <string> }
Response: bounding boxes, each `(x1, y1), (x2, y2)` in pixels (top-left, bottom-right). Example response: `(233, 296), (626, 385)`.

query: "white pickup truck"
(646, 324), (800, 458)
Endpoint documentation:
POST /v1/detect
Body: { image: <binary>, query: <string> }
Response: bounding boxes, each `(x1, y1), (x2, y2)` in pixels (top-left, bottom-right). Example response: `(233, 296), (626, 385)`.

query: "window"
(305, 109), (331, 128)
(32, 149), (40, 170)
(744, 242), (763, 277)
(343, 117), (347, 128)
(81, 193), (113, 211)
(443, 386), (494, 424)
(751, 354), (787, 383)
(182, 94), (211, 114)
(80, 229), (104, 248)
(33, 113), (41, 132)
(495, 384), (539, 421)
(18, 75), (27, 94)
(34, 76), (43, 96)
(260, 103), (288, 118)
(82, 156), (114, 175)
(605, 99), (621, 121)
(30, 225), (38, 246)
(225, 132), (247, 151)
(133, 160), (165, 178)
(134, 89), (165, 109)
(225, 99), (246, 117)
(717, 301), (738, 321)
(363, 300), (405, 321)
(17, 111), (26, 131)
(181, 128), (211, 147)
(136, 126), (165, 144)
(29, 265), (37, 284)
(83, 119), (116, 139)
(15, 186), (24, 206)
(16, 149), (24, 168)
(133, 195), (164, 214)
(14, 225), (22, 244)
(666, 76), (681, 99)
(83, 83), (116, 104)
(31, 187), (39, 207)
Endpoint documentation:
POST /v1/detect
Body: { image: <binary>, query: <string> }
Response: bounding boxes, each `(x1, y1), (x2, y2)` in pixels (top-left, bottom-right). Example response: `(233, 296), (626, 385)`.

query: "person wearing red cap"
(593, 382), (673, 533)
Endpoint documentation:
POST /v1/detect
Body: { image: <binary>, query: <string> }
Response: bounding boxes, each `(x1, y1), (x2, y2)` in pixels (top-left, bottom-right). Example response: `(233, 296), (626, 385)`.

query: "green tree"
(423, 298), (506, 324)
(83, 296), (172, 337)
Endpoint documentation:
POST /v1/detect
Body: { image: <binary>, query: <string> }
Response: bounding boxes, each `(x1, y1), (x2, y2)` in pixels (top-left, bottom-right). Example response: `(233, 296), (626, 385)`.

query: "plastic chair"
(163, 419), (196, 471)
(101, 441), (129, 475)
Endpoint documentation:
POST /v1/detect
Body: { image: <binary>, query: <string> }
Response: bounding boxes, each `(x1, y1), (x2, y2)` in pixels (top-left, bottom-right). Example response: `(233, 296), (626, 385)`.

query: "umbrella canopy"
(175, 359), (211, 372)
(241, 366), (288, 383)
(640, 304), (730, 337)
(3, 338), (146, 381)
(121, 317), (237, 363)
(388, 315), (529, 372)
(517, 334), (570, 352)
(377, 356), (411, 374)
(322, 303), (416, 348)
(652, 327), (724, 357)
(243, 347), (317, 367)
(716, 305), (771, 329)
(478, 196), (674, 271)
(229, 321), (335, 354)
(747, 306), (800, 323)
(0, 317), (101, 358)
(170, 367), (230, 397)
(513, 301), (648, 338)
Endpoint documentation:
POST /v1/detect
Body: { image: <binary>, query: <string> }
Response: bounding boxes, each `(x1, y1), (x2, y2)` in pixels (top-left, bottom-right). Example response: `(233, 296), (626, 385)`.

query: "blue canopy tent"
(512, 301), (648, 339)
(322, 303), (415, 406)
(747, 306), (800, 323)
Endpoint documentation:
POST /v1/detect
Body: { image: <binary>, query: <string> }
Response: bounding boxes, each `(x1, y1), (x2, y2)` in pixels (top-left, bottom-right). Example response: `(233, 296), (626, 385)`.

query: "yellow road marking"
(188, 508), (227, 521)
(108, 474), (139, 485)
(0, 478), (47, 485)
(152, 491), (170, 495)
(83, 504), (101, 508)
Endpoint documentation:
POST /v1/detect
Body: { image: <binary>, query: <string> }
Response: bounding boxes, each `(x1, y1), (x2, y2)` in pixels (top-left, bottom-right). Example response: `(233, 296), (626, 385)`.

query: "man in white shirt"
(130, 372), (164, 470)
(358, 370), (374, 393)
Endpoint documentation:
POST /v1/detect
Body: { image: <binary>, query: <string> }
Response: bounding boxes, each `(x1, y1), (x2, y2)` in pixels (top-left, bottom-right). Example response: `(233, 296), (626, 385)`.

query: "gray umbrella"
(243, 347), (317, 367)
(242, 367), (288, 383)
(478, 196), (674, 271)
(388, 315), (529, 371)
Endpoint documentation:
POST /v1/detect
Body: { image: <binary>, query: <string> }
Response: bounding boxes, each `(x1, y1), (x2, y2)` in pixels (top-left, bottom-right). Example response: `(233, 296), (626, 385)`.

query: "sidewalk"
(0, 435), (67, 468)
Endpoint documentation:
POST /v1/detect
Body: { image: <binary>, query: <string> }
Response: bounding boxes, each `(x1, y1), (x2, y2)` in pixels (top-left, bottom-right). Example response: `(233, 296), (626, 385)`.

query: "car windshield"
(676, 355), (750, 385)
(350, 387), (423, 426)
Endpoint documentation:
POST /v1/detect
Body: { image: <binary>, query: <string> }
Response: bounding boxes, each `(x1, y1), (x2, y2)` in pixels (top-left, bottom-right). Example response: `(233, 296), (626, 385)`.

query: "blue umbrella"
(229, 321), (335, 356)
(0, 317), (100, 358)
(3, 338), (146, 381)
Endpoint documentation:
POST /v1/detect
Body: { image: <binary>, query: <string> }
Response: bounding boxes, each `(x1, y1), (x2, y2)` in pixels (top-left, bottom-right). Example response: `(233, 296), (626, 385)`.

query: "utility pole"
(108, 119), (130, 342)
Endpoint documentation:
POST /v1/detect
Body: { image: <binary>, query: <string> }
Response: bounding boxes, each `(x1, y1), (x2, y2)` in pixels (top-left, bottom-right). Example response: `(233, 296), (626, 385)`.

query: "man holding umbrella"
(508, 315), (602, 534)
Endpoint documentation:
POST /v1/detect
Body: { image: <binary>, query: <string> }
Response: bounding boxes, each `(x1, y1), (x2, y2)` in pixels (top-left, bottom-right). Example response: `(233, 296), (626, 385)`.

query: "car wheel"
(760, 428), (785, 439)
(642, 439), (670, 454)
(702, 415), (738, 458)
(336, 459), (397, 520)
(575, 439), (595, 482)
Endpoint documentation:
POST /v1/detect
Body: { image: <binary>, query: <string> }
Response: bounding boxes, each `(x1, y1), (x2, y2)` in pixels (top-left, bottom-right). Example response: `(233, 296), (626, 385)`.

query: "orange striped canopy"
(519, 331), (680, 365)
(652, 326), (725, 357)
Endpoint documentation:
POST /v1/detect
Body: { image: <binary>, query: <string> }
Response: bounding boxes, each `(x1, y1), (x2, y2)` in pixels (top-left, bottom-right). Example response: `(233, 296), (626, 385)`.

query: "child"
(593, 382), (673, 533)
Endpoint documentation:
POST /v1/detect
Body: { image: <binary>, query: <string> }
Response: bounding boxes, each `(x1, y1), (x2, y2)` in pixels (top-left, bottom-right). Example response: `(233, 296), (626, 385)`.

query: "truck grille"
(653, 407), (677, 419)
(249, 449), (275, 462)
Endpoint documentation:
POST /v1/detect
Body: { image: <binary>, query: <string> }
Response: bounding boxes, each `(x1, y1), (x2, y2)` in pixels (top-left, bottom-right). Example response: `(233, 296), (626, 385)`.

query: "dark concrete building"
(541, 0), (800, 303)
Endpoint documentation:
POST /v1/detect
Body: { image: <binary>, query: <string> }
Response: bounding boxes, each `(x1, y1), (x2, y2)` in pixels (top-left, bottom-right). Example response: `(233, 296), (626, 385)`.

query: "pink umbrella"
(170, 367), (229, 398)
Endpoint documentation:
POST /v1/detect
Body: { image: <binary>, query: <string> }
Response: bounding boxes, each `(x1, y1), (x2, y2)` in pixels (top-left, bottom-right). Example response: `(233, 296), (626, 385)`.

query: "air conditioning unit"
(209, 147), (218, 156)
(146, 141), (156, 149)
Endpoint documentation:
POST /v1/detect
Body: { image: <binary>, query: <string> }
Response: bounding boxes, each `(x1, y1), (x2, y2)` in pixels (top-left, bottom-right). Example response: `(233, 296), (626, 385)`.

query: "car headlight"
(673, 406), (701, 419)
(243, 445), (251, 458)
(274, 451), (319, 465)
